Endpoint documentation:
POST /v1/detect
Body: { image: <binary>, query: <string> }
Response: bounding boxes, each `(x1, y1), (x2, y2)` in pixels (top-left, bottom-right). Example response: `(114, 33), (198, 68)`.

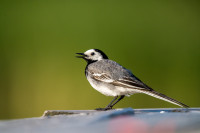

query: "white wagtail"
(76, 49), (189, 110)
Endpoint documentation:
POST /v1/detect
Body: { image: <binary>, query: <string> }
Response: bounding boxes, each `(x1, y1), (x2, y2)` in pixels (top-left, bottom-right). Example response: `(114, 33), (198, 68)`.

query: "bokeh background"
(0, 0), (200, 119)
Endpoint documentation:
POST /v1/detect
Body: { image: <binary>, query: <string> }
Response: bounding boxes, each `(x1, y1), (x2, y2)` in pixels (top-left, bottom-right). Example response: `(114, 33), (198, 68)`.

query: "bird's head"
(76, 49), (108, 63)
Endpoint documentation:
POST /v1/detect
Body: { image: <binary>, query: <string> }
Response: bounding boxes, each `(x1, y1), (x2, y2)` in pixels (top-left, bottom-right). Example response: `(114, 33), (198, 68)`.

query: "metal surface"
(1, 108), (200, 133)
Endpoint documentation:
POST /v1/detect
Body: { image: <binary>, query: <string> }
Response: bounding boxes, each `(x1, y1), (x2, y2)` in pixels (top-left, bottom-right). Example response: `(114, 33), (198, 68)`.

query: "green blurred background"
(0, 0), (200, 119)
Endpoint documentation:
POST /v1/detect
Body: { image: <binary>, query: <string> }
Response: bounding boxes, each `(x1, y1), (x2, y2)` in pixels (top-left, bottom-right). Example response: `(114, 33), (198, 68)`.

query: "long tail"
(141, 90), (189, 108)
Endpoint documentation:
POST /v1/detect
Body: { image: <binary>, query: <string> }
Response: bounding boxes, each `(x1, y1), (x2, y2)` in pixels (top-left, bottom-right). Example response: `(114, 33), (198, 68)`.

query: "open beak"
(76, 53), (86, 58)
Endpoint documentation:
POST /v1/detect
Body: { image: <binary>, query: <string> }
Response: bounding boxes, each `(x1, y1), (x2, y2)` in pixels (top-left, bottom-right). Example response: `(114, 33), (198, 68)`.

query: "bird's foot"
(95, 106), (113, 111)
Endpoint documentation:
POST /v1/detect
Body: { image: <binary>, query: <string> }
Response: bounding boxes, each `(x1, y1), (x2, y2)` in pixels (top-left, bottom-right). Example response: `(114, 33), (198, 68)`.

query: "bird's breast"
(86, 75), (139, 96)
(87, 75), (116, 96)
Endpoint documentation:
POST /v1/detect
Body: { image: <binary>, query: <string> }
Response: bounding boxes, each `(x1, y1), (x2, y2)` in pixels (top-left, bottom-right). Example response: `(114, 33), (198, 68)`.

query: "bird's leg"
(95, 95), (125, 111)
(95, 96), (118, 111)
(105, 96), (119, 108)
(109, 95), (125, 108)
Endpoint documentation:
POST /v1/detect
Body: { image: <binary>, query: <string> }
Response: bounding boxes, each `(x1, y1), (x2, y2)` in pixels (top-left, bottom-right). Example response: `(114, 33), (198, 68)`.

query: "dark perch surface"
(1, 108), (200, 133)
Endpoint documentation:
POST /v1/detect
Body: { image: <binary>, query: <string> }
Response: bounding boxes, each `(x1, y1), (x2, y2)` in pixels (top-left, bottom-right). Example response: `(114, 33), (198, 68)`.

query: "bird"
(76, 49), (189, 110)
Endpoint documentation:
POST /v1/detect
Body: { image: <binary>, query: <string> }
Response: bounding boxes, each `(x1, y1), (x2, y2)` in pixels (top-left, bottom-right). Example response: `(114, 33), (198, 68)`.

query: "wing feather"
(112, 77), (153, 91)
(89, 70), (152, 91)
(89, 72), (114, 83)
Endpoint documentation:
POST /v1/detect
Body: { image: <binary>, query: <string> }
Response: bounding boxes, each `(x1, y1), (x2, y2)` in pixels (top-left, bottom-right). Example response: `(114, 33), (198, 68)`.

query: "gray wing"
(87, 59), (153, 91)
(112, 77), (153, 91)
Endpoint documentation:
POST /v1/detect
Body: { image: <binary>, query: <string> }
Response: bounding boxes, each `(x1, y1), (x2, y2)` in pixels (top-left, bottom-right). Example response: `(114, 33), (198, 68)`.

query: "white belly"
(87, 76), (140, 96)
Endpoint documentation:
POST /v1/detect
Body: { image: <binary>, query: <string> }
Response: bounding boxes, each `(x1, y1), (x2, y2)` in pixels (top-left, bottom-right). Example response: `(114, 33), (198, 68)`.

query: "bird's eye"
(91, 52), (95, 56)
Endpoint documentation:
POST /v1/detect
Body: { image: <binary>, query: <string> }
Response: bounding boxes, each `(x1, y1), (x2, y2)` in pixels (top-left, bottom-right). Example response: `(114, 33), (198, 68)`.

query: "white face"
(84, 49), (103, 61)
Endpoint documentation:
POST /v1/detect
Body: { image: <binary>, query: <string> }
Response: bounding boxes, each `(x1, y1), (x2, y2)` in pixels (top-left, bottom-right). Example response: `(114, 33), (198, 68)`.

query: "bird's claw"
(95, 106), (114, 111)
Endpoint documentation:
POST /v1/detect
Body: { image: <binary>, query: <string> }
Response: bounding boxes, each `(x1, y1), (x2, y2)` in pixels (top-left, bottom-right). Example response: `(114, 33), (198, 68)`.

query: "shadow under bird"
(76, 49), (189, 110)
